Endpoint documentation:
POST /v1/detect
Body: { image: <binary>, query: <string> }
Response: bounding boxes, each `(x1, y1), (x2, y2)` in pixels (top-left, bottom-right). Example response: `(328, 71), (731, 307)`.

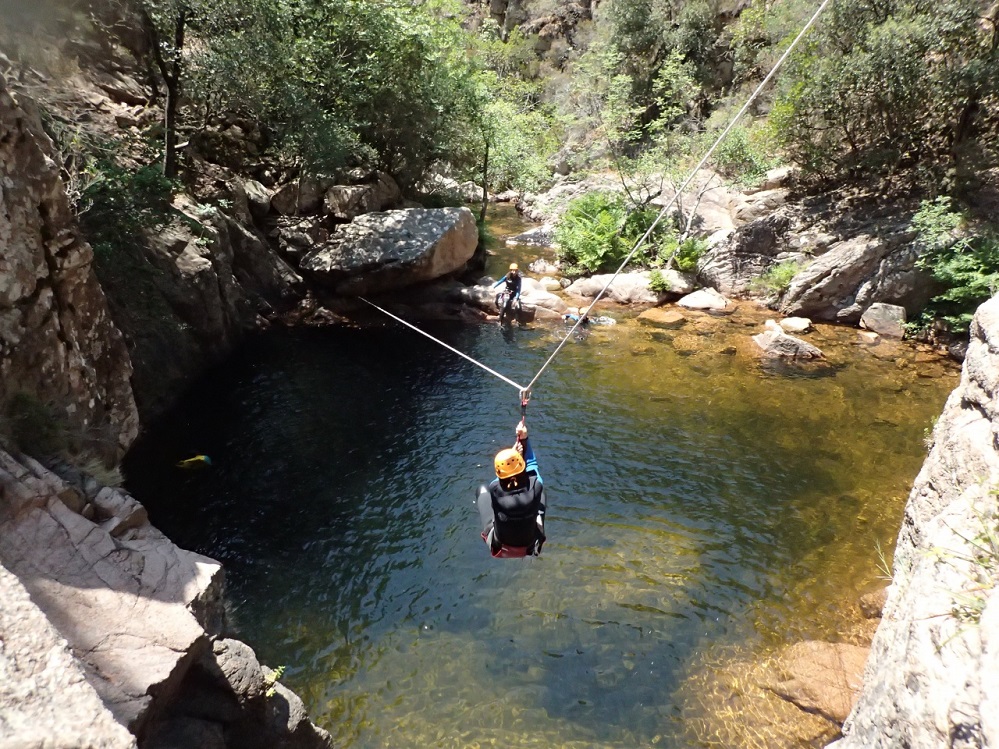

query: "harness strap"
(481, 531), (531, 558)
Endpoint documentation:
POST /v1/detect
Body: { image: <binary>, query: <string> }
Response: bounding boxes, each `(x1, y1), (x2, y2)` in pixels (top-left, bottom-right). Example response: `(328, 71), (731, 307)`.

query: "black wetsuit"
(493, 272), (522, 300)
(477, 438), (547, 555)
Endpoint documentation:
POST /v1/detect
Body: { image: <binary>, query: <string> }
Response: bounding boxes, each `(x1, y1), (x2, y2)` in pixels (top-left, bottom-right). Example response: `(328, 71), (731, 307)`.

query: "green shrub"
(80, 160), (175, 256)
(553, 192), (630, 272)
(711, 125), (779, 185)
(912, 196), (999, 333)
(674, 237), (708, 272)
(652, 234), (707, 272)
(648, 269), (672, 292)
(554, 192), (682, 273)
(751, 260), (803, 296)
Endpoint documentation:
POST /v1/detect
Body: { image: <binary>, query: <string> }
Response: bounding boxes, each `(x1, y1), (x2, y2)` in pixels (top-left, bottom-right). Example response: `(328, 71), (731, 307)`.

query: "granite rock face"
(834, 295), (999, 749)
(0, 73), (138, 458)
(0, 450), (223, 733)
(0, 560), (136, 749)
(0, 449), (332, 749)
(780, 229), (932, 324)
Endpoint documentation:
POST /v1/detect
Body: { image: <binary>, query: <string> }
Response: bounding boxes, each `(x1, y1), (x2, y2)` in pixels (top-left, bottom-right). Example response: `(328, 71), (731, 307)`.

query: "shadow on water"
(125, 306), (958, 748)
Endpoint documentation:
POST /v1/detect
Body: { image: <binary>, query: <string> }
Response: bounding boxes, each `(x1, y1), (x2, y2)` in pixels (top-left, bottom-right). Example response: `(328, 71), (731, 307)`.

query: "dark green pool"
(125, 210), (959, 748)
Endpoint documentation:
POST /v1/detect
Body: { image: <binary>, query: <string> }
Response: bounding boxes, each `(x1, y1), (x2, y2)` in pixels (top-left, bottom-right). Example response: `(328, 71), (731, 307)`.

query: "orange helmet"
(494, 448), (526, 479)
(509, 263), (519, 271)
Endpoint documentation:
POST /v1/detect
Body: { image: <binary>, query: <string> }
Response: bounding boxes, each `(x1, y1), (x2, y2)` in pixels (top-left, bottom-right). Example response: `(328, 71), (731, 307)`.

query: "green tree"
(187, 0), (490, 189)
(772, 0), (999, 178)
(456, 23), (563, 211)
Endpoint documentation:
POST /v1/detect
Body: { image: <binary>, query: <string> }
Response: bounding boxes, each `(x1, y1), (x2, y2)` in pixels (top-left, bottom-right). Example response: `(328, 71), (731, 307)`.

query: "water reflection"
(126, 202), (956, 749)
(126, 278), (958, 749)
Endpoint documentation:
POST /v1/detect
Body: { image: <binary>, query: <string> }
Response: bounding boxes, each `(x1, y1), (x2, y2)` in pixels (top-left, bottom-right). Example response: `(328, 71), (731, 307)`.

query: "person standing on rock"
(493, 263), (523, 303)
(476, 419), (547, 558)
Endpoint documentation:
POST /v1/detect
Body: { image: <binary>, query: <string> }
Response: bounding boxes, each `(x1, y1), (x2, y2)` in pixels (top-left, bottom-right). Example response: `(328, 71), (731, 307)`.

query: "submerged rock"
(638, 308), (687, 329)
(753, 320), (824, 359)
(768, 641), (869, 725)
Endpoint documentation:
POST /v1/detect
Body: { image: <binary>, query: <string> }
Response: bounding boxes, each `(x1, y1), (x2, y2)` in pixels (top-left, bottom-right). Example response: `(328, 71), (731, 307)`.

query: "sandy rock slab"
(0, 562), (136, 749)
(0, 450), (223, 734)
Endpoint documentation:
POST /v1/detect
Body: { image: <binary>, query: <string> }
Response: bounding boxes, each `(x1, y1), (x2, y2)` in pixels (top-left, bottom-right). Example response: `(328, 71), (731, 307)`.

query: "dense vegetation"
(100, 0), (562, 192)
(66, 0), (998, 198)
(4, 0), (998, 334)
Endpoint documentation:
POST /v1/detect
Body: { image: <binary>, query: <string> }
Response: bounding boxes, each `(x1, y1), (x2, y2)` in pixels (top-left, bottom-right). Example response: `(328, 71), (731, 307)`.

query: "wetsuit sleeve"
(522, 437), (541, 483)
(492, 275), (507, 289)
(514, 276), (522, 298)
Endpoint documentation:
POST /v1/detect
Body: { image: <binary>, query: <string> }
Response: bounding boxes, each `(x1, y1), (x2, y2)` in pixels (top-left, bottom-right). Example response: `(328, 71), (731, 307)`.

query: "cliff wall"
(835, 295), (999, 748)
(0, 72), (137, 459)
(0, 65), (329, 749)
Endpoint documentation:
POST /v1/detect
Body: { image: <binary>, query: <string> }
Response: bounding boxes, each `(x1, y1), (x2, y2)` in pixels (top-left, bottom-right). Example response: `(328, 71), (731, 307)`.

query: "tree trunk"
(144, 5), (188, 178)
(162, 9), (187, 179)
(479, 141), (489, 224)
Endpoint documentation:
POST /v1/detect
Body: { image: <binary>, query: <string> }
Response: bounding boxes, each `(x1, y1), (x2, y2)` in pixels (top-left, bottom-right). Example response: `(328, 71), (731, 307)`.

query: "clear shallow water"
(125, 210), (960, 747)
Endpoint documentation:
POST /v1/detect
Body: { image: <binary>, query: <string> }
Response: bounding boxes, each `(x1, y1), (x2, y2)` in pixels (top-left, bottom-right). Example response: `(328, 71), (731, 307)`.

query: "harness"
(481, 530), (531, 558)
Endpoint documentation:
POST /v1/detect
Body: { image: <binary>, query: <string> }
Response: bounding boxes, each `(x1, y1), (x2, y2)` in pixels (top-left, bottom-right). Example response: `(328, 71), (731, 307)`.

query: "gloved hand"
(533, 530), (546, 556)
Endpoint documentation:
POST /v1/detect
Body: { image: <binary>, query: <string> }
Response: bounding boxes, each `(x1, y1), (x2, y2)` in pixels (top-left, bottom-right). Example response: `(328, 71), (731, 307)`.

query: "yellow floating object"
(176, 454), (212, 469)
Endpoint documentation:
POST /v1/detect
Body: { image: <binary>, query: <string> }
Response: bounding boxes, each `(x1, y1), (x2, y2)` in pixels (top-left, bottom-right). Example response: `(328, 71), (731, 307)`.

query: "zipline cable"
(522, 0), (834, 395)
(359, 296), (527, 392)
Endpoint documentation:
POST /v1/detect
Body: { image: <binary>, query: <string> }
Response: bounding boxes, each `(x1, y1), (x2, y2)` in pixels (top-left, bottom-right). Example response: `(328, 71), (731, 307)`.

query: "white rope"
(358, 297), (527, 392)
(523, 0), (834, 394)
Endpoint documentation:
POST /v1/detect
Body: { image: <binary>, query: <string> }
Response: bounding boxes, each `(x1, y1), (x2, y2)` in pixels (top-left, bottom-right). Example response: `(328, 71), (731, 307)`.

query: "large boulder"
(520, 277), (569, 313)
(325, 171), (401, 221)
(780, 230), (934, 324)
(859, 302), (906, 339)
(300, 207), (478, 295)
(565, 270), (692, 304)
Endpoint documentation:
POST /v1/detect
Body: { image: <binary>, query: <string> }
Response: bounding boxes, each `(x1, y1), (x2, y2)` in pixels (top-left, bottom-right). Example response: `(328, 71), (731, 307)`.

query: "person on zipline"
(493, 263), (523, 302)
(476, 419), (547, 558)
